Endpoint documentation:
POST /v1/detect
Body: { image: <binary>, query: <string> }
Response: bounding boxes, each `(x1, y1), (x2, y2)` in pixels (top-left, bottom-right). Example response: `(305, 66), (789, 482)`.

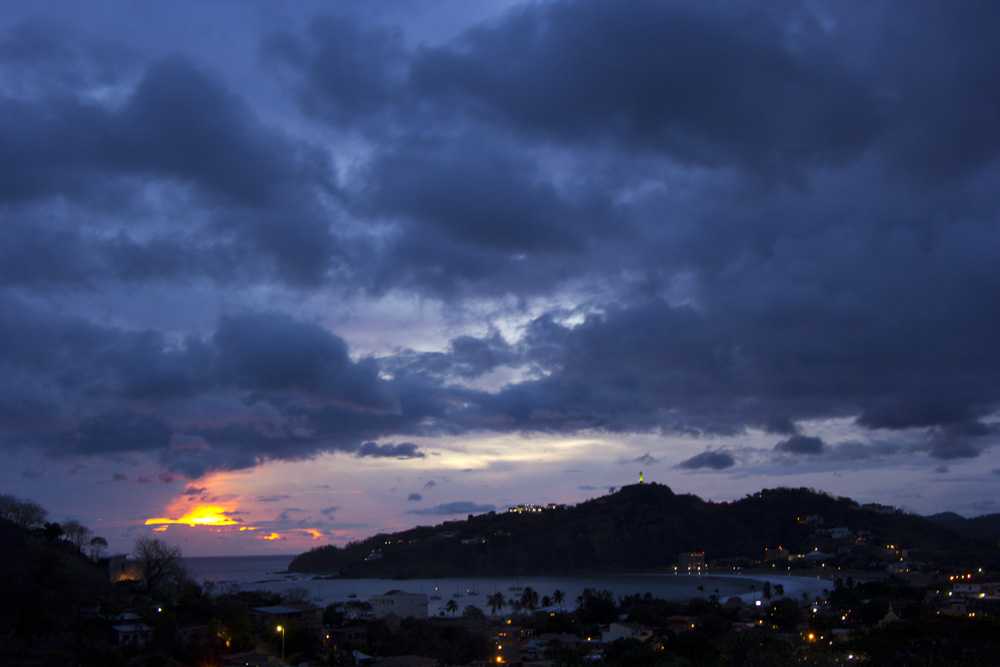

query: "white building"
(372, 590), (428, 620)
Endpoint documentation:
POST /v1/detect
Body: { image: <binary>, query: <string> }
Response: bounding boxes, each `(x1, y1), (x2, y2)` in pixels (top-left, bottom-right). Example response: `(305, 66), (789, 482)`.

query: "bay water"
(183, 555), (834, 616)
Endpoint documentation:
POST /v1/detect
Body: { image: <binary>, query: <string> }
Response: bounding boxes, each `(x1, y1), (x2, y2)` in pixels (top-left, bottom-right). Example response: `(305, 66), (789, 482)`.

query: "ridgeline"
(289, 483), (998, 578)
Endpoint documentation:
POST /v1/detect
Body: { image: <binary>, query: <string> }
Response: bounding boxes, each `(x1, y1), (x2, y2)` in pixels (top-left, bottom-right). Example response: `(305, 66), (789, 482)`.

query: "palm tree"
(552, 589), (566, 607)
(697, 584), (705, 599)
(445, 599), (459, 616)
(487, 592), (506, 617)
(749, 583), (757, 605)
(774, 584), (784, 600)
(520, 586), (539, 612)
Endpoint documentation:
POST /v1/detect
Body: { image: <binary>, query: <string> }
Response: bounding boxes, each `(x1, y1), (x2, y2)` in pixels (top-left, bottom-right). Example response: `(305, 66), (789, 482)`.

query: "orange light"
(146, 505), (240, 527)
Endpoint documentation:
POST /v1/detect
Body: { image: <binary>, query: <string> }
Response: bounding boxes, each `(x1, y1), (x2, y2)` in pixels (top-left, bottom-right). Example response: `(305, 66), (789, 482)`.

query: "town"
(3, 488), (1000, 665)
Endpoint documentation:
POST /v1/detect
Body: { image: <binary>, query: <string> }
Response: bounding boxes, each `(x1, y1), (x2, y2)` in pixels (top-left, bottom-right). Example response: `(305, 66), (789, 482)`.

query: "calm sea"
(182, 556), (834, 616)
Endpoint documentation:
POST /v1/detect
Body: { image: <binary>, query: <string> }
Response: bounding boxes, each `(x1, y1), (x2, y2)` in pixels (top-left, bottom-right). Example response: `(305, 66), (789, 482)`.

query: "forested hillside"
(290, 483), (995, 577)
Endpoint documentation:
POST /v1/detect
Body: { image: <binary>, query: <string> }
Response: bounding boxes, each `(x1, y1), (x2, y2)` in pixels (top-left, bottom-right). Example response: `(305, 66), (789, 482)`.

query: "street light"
(276, 625), (285, 660)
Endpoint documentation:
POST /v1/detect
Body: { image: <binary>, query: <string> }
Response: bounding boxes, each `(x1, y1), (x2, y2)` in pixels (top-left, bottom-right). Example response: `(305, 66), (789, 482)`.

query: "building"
(679, 552), (705, 570)
(112, 622), (154, 647)
(765, 546), (788, 562)
(602, 622), (653, 643)
(250, 603), (323, 636)
(372, 590), (428, 620)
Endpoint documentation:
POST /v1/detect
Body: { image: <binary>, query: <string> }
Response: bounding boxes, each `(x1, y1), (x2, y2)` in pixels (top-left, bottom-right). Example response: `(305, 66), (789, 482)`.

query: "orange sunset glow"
(145, 505), (242, 528)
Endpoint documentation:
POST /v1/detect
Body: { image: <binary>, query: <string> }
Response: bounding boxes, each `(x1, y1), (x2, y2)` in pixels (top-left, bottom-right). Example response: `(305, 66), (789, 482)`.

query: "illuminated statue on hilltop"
(639, 471), (644, 485)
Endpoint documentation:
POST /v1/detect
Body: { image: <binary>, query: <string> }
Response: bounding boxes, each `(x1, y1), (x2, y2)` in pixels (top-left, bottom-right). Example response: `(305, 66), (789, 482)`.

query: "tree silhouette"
(133, 536), (185, 596)
(520, 586), (539, 611)
(445, 599), (459, 616)
(88, 536), (108, 561)
(0, 494), (48, 529)
(552, 589), (566, 607)
(487, 592), (506, 617)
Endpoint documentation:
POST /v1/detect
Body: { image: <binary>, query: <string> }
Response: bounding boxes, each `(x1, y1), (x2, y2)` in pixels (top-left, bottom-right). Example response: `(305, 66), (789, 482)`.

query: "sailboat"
(452, 580), (464, 598)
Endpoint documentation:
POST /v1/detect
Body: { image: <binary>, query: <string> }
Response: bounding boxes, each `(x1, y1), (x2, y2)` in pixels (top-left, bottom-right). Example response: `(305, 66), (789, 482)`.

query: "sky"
(2, 0), (1000, 557)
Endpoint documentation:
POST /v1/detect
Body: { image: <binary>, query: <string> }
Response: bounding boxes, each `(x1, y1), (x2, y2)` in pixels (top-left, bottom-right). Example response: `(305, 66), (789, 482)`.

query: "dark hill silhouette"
(927, 511), (1000, 543)
(289, 484), (994, 577)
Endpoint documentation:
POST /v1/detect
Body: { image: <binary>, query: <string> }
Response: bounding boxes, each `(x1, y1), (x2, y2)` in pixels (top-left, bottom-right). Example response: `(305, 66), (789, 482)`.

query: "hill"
(927, 511), (1000, 543)
(289, 484), (996, 577)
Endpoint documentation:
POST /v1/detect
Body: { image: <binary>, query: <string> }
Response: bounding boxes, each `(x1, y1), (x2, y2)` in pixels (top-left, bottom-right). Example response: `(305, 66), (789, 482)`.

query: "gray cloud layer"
(2, 1), (999, 479)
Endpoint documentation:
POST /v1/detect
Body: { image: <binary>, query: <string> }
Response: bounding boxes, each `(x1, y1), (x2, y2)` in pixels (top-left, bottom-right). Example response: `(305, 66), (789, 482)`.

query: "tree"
(487, 592), (506, 617)
(520, 586), (539, 612)
(697, 584), (705, 599)
(43, 521), (64, 541)
(0, 493), (48, 529)
(462, 605), (486, 621)
(133, 536), (185, 596)
(445, 599), (459, 616)
(88, 536), (109, 561)
(552, 589), (566, 607)
(62, 519), (93, 550)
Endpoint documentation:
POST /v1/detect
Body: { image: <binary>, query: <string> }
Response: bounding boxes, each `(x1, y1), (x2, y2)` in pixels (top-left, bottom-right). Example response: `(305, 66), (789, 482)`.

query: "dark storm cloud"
(214, 313), (397, 410)
(676, 450), (735, 470)
(0, 54), (322, 206)
(618, 453), (660, 466)
(411, 1), (881, 171)
(763, 415), (798, 436)
(407, 493), (422, 502)
(64, 410), (173, 455)
(359, 136), (613, 252)
(774, 435), (825, 456)
(924, 423), (996, 460)
(406, 501), (495, 516)
(356, 442), (425, 459)
(3, 0), (1000, 486)
(0, 44), (338, 287)
(262, 14), (408, 126)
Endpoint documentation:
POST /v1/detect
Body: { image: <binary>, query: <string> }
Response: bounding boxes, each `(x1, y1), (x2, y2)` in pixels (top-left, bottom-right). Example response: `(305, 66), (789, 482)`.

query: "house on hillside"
(112, 621), (154, 647)
(372, 590), (428, 620)
(602, 621), (653, 643)
(250, 603), (323, 636)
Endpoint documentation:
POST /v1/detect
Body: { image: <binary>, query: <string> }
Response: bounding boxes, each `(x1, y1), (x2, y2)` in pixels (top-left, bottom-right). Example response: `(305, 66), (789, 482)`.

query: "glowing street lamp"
(276, 625), (285, 660)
